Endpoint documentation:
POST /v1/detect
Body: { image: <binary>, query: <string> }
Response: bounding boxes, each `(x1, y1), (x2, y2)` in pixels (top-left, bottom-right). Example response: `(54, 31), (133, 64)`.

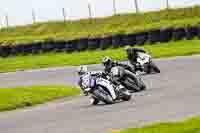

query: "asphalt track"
(0, 56), (200, 133)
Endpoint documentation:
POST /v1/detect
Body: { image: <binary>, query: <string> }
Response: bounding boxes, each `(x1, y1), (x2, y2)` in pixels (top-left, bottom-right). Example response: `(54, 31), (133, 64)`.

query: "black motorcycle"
(110, 66), (146, 93)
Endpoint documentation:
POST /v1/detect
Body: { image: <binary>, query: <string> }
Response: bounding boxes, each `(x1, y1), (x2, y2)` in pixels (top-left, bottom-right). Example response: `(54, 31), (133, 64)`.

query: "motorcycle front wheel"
(121, 90), (131, 101)
(123, 77), (141, 93)
(138, 77), (146, 91)
(149, 61), (160, 73)
(92, 86), (114, 104)
(90, 97), (99, 105)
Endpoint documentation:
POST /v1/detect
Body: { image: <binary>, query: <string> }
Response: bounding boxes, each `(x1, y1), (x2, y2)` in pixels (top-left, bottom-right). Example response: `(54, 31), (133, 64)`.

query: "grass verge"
(1, 39), (200, 73)
(112, 116), (200, 133)
(0, 85), (80, 112)
(0, 6), (200, 44)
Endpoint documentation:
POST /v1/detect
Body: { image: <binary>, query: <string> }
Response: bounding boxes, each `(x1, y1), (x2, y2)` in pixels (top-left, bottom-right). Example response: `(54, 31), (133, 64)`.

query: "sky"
(0, 0), (200, 27)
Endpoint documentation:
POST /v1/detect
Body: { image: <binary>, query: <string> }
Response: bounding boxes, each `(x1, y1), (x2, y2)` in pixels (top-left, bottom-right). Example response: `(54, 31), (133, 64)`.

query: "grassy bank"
(112, 117), (200, 133)
(0, 85), (80, 112)
(1, 39), (200, 73)
(0, 6), (200, 45)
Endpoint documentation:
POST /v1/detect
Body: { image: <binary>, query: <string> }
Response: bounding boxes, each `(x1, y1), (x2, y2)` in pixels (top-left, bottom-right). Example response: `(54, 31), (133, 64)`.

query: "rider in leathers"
(77, 65), (108, 95)
(124, 46), (146, 71)
(102, 56), (135, 73)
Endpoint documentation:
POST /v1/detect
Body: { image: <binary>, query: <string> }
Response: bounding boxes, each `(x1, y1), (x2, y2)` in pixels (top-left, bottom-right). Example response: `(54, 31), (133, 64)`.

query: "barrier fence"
(0, 25), (199, 57)
(1, 0), (199, 28)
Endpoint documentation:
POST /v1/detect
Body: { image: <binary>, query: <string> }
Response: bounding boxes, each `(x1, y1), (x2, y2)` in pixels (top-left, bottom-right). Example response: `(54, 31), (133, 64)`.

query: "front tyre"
(121, 90), (131, 101)
(90, 97), (99, 105)
(124, 77), (140, 93)
(139, 78), (146, 91)
(93, 86), (114, 104)
(150, 61), (160, 73)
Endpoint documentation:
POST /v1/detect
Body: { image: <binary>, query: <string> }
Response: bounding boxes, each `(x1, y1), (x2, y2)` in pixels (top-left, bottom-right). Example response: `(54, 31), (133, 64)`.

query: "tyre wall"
(0, 26), (200, 57)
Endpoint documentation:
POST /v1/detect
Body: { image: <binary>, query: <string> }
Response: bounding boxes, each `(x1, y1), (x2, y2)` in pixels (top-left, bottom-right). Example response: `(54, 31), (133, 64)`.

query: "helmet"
(77, 65), (88, 75)
(102, 56), (112, 67)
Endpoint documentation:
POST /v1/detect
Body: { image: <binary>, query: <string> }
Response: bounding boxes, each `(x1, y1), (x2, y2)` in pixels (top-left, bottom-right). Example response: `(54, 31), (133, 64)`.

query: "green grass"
(112, 117), (200, 133)
(0, 85), (80, 112)
(0, 39), (200, 73)
(0, 6), (200, 45)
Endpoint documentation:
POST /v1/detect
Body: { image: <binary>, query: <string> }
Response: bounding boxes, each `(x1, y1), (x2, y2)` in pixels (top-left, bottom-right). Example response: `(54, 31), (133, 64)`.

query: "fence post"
(5, 14), (9, 28)
(62, 8), (67, 23)
(0, 17), (2, 29)
(166, 0), (170, 9)
(88, 1), (92, 22)
(113, 0), (117, 15)
(32, 9), (36, 24)
(134, 0), (139, 13)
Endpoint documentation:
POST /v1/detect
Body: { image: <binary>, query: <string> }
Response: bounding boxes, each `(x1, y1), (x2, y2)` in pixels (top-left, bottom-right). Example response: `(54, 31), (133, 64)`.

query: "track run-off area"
(0, 55), (200, 133)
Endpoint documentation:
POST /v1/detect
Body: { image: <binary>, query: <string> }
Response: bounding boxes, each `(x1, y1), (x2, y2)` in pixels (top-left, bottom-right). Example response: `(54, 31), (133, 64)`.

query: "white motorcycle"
(135, 52), (160, 74)
(80, 72), (131, 105)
